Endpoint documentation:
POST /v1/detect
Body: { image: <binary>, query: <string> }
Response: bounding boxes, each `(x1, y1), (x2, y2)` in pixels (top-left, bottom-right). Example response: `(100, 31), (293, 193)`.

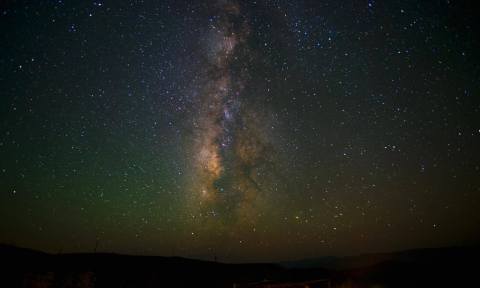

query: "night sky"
(1, 0), (479, 262)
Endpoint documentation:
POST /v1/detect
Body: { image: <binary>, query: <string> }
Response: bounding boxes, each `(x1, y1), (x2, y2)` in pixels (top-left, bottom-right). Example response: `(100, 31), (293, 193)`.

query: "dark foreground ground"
(1, 245), (478, 287)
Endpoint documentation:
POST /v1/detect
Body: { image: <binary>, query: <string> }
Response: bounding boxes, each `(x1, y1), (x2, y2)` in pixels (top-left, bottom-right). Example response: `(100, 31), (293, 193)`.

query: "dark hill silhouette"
(1, 244), (478, 287)
(0, 244), (328, 287)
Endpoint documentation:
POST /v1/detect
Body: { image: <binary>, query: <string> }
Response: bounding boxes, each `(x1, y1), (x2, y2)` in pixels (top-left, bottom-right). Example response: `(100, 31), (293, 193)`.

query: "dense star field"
(1, 1), (479, 262)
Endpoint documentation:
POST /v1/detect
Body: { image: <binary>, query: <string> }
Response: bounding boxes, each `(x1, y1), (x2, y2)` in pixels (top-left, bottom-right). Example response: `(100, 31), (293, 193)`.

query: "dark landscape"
(2, 244), (479, 287)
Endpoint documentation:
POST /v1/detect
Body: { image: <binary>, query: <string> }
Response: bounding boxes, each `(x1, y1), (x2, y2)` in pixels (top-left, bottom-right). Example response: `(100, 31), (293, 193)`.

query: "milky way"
(186, 0), (278, 231)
